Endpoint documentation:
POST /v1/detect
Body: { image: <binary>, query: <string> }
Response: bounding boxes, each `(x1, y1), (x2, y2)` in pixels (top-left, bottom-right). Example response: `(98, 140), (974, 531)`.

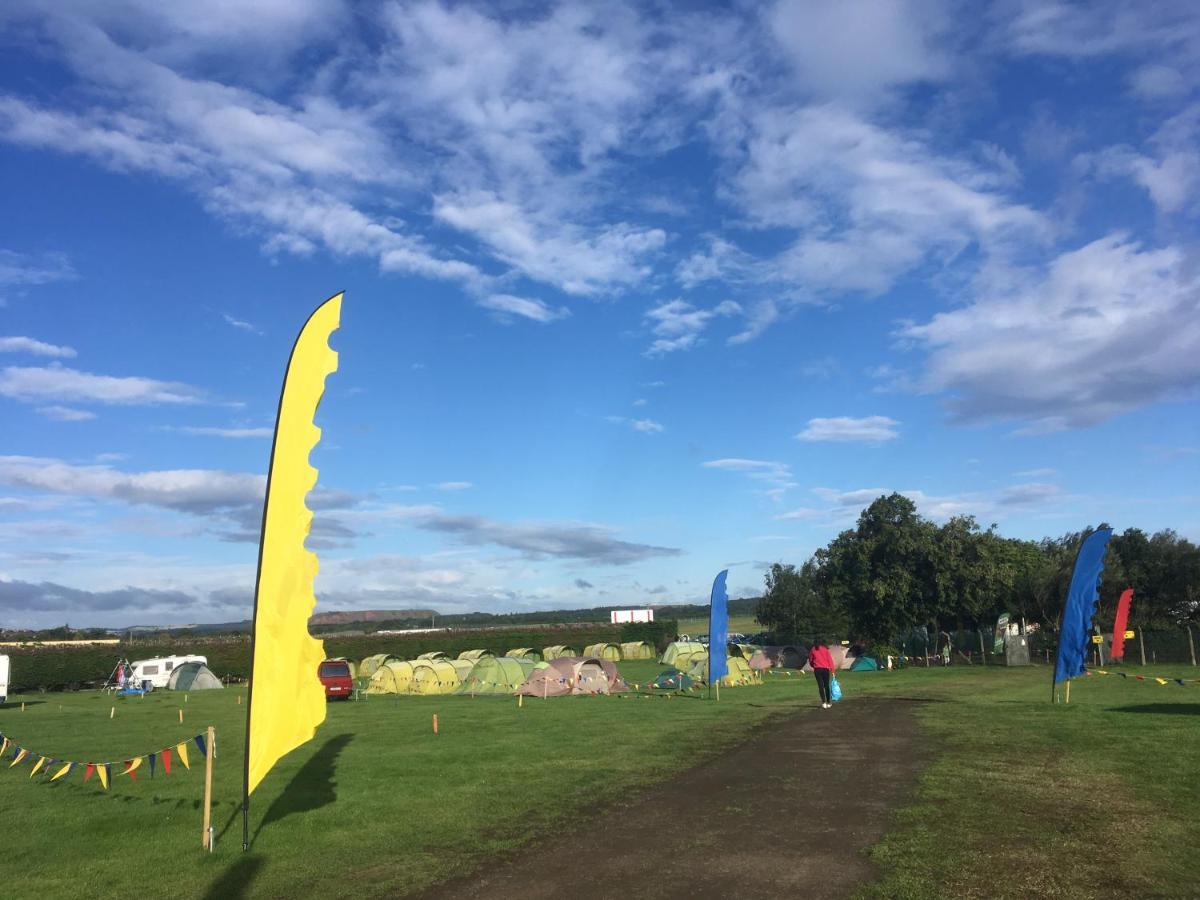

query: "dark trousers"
(814, 668), (832, 703)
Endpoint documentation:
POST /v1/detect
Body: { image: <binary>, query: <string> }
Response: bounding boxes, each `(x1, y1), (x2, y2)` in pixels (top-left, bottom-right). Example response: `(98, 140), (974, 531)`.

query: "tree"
(755, 561), (848, 640)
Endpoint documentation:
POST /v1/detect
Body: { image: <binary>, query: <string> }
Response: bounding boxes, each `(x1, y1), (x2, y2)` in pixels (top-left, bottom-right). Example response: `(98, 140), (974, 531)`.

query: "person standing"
(809, 639), (836, 709)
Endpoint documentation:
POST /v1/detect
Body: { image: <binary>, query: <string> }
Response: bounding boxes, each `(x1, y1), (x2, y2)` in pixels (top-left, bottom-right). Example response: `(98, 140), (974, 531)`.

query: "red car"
(318, 659), (353, 700)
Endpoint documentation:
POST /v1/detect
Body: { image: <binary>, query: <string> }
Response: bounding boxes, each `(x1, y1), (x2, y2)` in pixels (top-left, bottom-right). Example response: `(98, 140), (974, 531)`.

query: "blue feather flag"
(708, 569), (729, 684)
(1054, 528), (1113, 686)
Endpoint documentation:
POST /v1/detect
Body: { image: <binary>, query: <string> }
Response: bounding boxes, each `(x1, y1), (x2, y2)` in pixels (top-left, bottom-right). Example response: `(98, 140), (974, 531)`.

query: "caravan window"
(165, 661), (173, 670)
(142, 665), (159, 675)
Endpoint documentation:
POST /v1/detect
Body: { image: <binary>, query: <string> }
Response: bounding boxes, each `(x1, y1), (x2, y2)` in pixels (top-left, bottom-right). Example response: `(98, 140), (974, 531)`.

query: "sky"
(1, 0), (1198, 629)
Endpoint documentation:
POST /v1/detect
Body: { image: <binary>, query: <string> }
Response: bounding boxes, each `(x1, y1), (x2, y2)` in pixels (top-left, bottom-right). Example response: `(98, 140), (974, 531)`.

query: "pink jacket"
(809, 645), (835, 671)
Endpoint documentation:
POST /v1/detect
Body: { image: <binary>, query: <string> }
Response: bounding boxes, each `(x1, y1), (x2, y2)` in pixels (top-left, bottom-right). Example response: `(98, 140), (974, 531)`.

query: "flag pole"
(203, 725), (215, 850)
(241, 298), (330, 851)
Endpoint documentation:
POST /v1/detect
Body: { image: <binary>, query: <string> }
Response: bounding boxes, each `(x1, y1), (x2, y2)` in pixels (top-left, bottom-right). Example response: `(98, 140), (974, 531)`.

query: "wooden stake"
(22, 702), (26, 712)
(110, 706), (114, 719)
(432, 714), (438, 735)
(1065, 680), (1071, 704)
(518, 694), (523, 708)
(1138, 630), (1147, 667)
(1188, 626), (1197, 667)
(202, 726), (215, 850)
(179, 708), (184, 724)
(714, 681), (720, 702)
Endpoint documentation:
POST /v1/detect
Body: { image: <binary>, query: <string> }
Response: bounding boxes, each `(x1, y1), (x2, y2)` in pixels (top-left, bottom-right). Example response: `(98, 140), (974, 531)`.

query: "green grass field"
(2, 662), (1198, 898)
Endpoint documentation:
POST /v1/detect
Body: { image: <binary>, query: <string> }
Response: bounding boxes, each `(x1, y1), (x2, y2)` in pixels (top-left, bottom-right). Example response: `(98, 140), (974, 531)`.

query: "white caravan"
(129, 655), (207, 689)
(0, 654), (9, 704)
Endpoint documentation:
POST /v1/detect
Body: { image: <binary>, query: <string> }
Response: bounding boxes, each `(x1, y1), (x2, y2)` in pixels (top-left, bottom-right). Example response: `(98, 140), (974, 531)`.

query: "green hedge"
(619, 619), (678, 653)
(2, 624), (623, 692)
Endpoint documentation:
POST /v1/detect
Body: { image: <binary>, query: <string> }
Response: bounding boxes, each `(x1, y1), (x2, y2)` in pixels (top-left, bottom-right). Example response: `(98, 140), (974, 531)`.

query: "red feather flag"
(1112, 588), (1133, 660)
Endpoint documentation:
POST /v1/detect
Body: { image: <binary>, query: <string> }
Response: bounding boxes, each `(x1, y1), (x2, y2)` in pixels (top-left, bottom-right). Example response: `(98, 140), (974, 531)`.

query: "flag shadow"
(1110, 703), (1200, 716)
(204, 854), (264, 900)
(251, 732), (353, 845)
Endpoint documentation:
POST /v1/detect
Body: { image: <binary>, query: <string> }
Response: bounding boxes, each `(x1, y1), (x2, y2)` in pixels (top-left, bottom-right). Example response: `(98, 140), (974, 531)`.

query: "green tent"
(457, 649), (494, 662)
(409, 659), (464, 694)
(507, 647), (542, 662)
(650, 668), (693, 690)
(619, 641), (655, 660)
(360, 653), (400, 679)
(459, 657), (537, 695)
(367, 660), (415, 694)
(850, 656), (879, 672)
(167, 662), (223, 691)
(417, 651), (448, 661)
(542, 645), (578, 660)
(583, 642), (622, 661)
(660, 641), (707, 668)
(686, 654), (760, 687)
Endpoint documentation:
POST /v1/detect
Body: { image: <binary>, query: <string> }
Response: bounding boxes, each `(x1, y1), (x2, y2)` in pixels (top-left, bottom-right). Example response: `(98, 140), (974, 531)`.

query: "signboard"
(994, 613), (1010, 653)
(1091, 635), (1104, 644)
(609, 609), (654, 624)
(1124, 630), (1135, 639)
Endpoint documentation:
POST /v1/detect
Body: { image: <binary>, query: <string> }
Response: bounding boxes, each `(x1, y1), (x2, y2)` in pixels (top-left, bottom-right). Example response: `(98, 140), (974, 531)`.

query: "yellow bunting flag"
(0, 737), (8, 756)
(29, 756), (46, 777)
(122, 757), (143, 777)
(51, 762), (73, 782)
(1156, 678), (1169, 685)
(244, 294), (340, 800)
(176, 742), (190, 770)
(10, 748), (28, 768)
(97, 765), (109, 790)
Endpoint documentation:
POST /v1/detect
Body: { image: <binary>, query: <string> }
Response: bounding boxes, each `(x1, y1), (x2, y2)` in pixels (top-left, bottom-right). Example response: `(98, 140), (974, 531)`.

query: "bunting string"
(0, 730), (208, 791)
(1090, 669), (1200, 686)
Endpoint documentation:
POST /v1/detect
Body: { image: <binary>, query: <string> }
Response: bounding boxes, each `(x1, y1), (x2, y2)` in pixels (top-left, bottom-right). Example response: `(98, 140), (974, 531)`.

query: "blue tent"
(849, 656), (879, 672)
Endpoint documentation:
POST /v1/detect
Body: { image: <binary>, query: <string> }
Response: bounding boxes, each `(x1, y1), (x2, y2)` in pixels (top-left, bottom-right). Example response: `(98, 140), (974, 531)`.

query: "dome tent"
(583, 642), (622, 661)
(360, 654), (401, 680)
(409, 658), (464, 694)
(762, 645), (807, 669)
(167, 662), (223, 691)
(542, 645), (578, 661)
(507, 647), (541, 662)
(660, 641), (708, 668)
(686, 654), (760, 687)
(850, 656), (879, 672)
(516, 657), (628, 697)
(457, 649), (493, 662)
(650, 668), (693, 691)
(802, 645), (850, 671)
(367, 660), (415, 694)
(417, 651), (448, 661)
(459, 657), (537, 695)
(619, 641), (655, 660)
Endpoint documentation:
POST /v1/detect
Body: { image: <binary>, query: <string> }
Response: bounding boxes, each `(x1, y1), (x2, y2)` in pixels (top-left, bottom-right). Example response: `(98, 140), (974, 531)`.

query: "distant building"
(610, 609), (655, 624)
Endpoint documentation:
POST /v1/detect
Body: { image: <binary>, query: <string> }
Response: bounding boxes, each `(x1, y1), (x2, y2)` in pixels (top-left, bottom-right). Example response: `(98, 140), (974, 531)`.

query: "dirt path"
(418, 697), (928, 900)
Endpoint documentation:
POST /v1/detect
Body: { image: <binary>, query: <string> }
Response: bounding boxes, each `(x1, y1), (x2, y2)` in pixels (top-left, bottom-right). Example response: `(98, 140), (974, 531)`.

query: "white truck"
(0, 654), (9, 705)
(128, 654), (208, 690)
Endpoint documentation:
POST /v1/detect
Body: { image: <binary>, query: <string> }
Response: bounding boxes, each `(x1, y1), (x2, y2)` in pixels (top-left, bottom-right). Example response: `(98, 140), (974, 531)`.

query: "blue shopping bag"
(830, 675), (842, 702)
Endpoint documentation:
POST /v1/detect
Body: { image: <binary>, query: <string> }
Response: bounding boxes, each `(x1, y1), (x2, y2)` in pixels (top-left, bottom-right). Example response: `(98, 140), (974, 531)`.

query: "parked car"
(318, 659), (353, 700)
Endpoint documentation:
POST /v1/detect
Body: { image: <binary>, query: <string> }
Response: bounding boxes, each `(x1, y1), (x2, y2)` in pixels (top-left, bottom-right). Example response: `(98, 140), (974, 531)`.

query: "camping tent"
(409, 658), (464, 694)
(650, 668), (694, 691)
(507, 647), (542, 662)
(542, 645), (578, 661)
(850, 656), (879, 672)
(660, 641), (708, 668)
(747, 651), (772, 671)
(459, 657), (537, 695)
(802, 645), (850, 671)
(583, 642), (622, 661)
(417, 651), (448, 661)
(734, 643), (760, 661)
(516, 657), (627, 697)
(761, 645), (807, 669)
(619, 641), (655, 660)
(457, 649), (493, 662)
(167, 662), (223, 691)
(686, 655), (759, 687)
(366, 660), (416, 694)
(360, 653), (401, 679)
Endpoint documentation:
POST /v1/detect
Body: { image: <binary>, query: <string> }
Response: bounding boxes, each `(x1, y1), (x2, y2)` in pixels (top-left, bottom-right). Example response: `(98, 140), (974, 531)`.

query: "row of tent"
(657, 642), (881, 674)
(352, 641), (657, 682)
(363, 654), (633, 697)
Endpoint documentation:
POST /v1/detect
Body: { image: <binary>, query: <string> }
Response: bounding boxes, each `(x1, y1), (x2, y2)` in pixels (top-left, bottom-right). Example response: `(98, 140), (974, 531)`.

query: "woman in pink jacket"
(809, 640), (835, 709)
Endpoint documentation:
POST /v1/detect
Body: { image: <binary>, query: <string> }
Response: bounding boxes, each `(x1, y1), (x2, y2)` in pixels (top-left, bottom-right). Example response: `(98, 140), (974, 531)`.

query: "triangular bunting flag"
(1178, 679), (1187, 686)
(1155, 678), (1168, 685)
(122, 757), (142, 779)
(195, 734), (207, 758)
(84, 763), (95, 783)
(10, 748), (28, 768)
(148, 752), (156, 778)
(162, 747), (172, 775)
(98, 764), (110, 790)
(176, 742), (190, 770)
(0, 736), (8, 756)
(29, 756), (46, 778)
(51, 762), (74, 782)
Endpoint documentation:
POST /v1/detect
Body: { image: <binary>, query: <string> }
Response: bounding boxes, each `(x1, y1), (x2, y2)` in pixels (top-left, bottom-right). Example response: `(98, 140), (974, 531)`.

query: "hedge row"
(3, 624), (625, 692)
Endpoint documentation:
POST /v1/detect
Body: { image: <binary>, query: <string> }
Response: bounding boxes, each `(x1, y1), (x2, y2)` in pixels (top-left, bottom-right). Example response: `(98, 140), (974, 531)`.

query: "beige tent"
(802, 645), (850, 671)
(583, 642), (622, 661)
(619, 641), (655, 660)
(542, 645), (578, 661)
(762, 645), (807, 669)
(516, 657), (628, 697)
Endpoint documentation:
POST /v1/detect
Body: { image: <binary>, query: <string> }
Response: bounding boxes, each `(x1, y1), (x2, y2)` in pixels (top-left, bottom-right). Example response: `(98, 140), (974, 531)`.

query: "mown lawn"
(1, 662), (1197, 898)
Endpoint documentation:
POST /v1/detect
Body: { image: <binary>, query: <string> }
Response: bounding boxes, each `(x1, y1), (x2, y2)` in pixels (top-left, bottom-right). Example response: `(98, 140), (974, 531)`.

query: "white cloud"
(477, 294), (569, 324)
(643, 298), (741, 356)
(35, 406), (96, 422)
(433, 481), (473, 491)
(221, 313), (261, 334)
(174, 426), (273, 438)
(1085, 105), (1200, 215)
(704, 457), (796, 500)
(0, 363), (203, 406)
(0, 336), (77, 358)
(607, 416), (664, 434)
(0, 249), (76, 287)
(796, 415), (900, 442)
(904, 234), (1200, 429)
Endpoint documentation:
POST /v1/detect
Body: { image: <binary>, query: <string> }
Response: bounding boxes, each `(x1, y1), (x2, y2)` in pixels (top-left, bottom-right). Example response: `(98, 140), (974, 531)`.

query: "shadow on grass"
(249, 732), (353, 845)
(1109, 703), (1200, 716)
(0, 700), (46, 709)
(204, 854), (264, 900)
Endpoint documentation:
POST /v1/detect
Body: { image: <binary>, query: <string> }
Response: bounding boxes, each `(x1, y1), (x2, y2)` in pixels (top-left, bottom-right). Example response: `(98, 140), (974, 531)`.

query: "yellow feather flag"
(97, 764), (109, 790)
(244, 294), (340, 807)
(10, 748), (28, 767)
(29, 756), (46, 777)
(51, 762), (73, 782)
(176, 742), (190, 770)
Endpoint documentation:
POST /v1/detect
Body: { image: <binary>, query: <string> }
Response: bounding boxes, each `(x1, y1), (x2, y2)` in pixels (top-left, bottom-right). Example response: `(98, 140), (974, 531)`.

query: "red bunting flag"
(84, 763), (95, 782)
(161, 747), (172, 775)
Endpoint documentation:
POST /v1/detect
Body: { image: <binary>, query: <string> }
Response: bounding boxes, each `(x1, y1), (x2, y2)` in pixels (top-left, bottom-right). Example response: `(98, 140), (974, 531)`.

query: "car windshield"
(319, 663), (350, 678)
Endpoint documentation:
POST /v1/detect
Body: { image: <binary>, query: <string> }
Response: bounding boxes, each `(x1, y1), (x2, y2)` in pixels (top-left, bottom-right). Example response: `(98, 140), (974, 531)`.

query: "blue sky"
(1, 0), (1198, 628)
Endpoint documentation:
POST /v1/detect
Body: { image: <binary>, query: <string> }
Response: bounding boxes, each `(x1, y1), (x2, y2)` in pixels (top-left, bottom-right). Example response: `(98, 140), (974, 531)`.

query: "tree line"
(755, 493), (1200, 651)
